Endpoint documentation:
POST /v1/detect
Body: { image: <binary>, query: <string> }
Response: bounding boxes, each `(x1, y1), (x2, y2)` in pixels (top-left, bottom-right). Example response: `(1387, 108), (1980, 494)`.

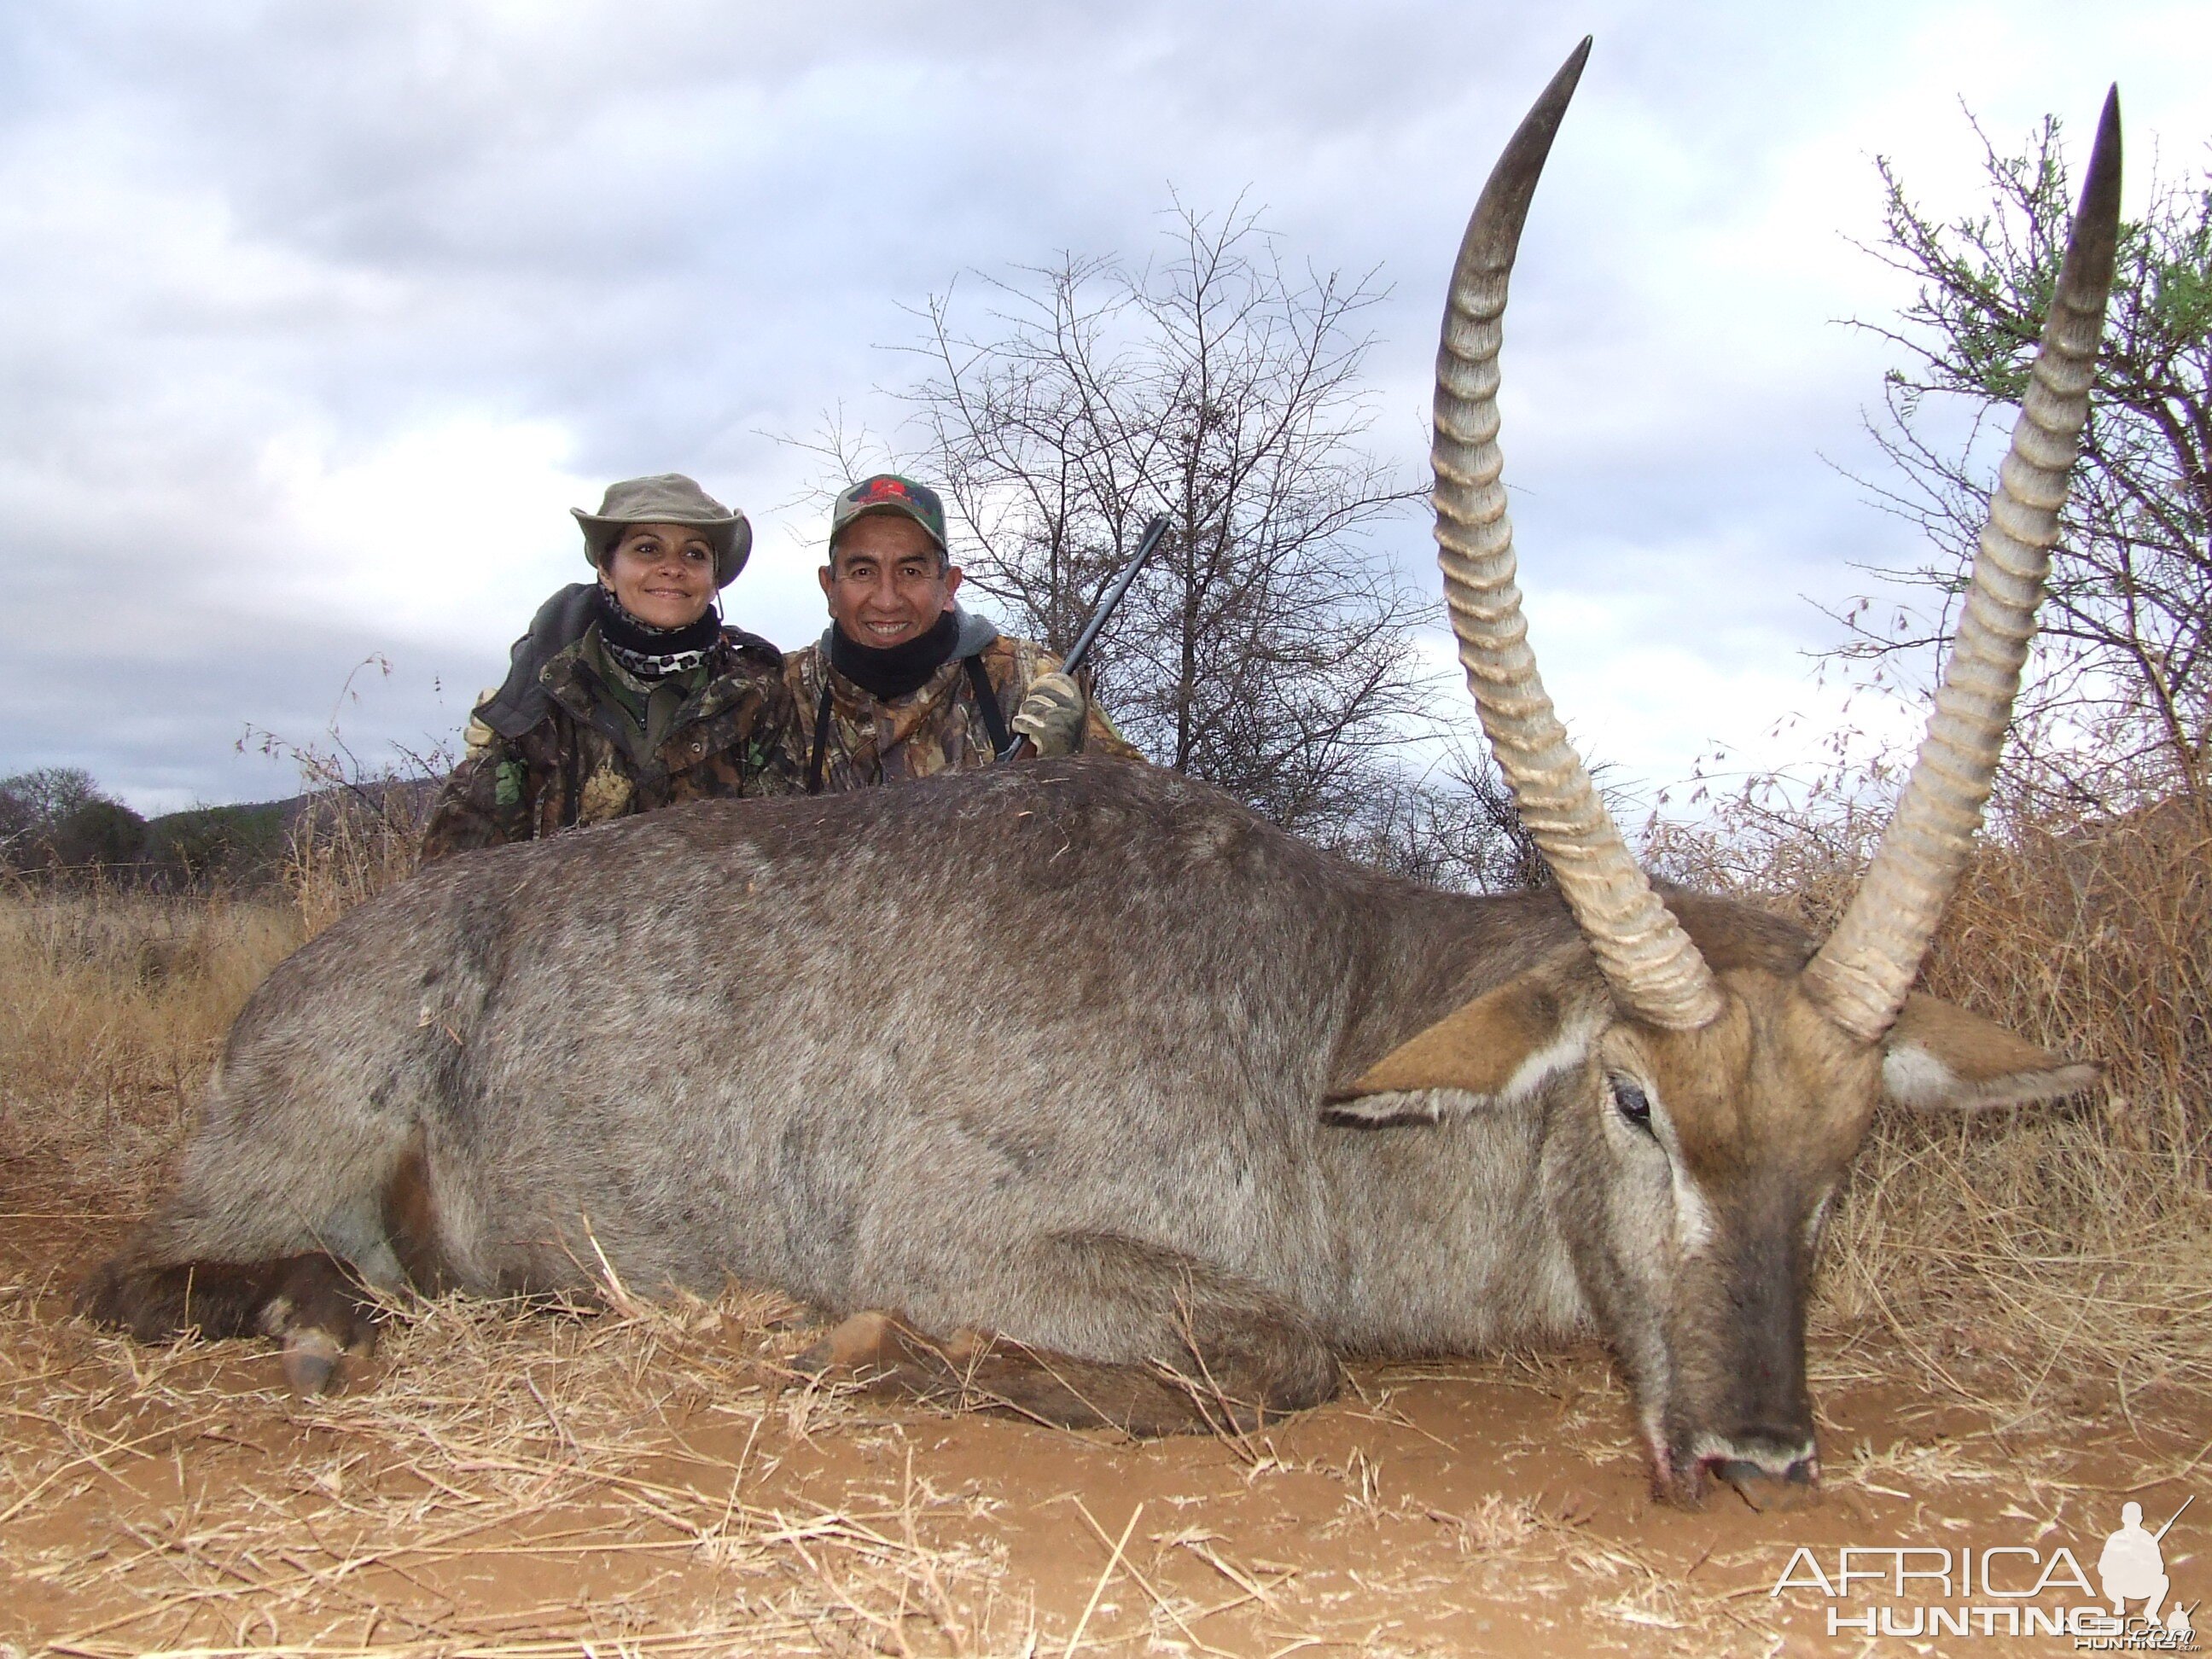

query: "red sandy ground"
(3, 1202), (2204, 1657)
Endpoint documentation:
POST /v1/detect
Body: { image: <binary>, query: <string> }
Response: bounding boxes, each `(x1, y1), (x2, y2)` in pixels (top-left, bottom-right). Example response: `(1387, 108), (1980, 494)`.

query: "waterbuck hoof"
(794, 1309), (980, 1377)
(794, 1309), (896, 1375)
(281, 1329), (347, 1397)
(1718, 1458), (1820, 1513)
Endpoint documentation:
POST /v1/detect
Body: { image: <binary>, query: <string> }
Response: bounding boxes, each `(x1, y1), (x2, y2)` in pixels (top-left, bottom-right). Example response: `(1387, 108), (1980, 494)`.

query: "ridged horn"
(1803, 90), (2124, 1043)
(1433, 38), (1725, 1032)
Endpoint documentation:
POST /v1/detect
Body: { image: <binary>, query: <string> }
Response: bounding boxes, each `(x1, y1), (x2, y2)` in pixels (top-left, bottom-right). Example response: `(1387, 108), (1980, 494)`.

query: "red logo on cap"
(861, 477), (908, 503)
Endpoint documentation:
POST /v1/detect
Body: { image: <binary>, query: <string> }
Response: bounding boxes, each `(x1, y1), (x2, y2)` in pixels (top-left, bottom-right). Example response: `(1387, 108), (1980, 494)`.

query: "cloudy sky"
(3, 0), (2206, 813)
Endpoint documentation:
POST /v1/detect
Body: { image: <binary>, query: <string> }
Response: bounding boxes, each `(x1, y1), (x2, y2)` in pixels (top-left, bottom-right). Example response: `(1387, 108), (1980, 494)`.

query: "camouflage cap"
(829, 474), (948, 559)
(572, 474), (753, 588)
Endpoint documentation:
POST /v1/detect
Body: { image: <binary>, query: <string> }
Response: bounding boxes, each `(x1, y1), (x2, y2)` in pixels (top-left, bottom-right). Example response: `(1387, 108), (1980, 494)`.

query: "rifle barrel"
(996, 514), (1170, 762)
(1061, 515), (1171, 677)
(2155, 1494), (2194, 1542)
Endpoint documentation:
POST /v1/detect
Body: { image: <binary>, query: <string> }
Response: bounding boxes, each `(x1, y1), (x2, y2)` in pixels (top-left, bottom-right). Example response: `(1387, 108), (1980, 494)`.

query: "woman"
(418, 474), (800, 861)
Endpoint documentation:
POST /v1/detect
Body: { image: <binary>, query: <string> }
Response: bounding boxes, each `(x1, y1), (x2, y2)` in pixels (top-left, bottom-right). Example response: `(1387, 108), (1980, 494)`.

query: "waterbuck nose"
(1703, 1433), (1819, 1512)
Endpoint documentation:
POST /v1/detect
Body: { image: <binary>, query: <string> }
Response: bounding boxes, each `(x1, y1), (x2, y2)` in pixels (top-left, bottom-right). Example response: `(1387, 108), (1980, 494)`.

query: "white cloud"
(1, 0), (2205, 812)
(248, 417), (596, 644)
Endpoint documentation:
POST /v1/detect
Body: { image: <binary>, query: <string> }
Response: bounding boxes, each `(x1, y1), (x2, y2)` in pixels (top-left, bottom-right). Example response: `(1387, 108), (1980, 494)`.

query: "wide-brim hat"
(573, 473), (752, 588)
(829, 473), (948, 557)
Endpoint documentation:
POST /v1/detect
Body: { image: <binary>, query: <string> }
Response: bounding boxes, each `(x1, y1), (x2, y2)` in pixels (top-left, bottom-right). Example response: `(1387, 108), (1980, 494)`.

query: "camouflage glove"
(462, 687), (500, 757)
(1010, 672), (1086, 758)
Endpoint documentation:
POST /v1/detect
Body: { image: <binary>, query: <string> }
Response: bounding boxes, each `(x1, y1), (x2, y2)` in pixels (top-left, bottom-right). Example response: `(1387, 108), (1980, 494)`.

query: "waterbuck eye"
(1610, 1075), (1653, 1132)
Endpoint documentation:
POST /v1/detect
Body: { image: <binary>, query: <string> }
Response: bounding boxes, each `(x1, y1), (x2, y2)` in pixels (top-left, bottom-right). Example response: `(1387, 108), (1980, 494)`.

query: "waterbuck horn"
(1802, 90), (2124, 1043)
(1432, 37), (1725, 1032)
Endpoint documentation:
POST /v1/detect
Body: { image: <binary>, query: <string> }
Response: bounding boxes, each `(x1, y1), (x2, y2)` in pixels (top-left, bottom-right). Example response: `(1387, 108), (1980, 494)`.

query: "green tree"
(1841, 112), (2211, 806)
(143, 801), (289, 888)
(48, 798), (147, 873)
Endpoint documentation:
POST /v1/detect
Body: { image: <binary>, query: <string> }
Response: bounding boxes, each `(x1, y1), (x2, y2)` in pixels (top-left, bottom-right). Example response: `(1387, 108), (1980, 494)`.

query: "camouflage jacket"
(419, 625), (800, 862)
(784, 616), (1139, 793)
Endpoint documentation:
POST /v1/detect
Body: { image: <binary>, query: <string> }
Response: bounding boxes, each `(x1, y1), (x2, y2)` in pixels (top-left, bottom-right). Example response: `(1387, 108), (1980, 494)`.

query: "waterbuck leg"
(800, 1231), (1341, 1435)
(75, 1253), (381, 1396)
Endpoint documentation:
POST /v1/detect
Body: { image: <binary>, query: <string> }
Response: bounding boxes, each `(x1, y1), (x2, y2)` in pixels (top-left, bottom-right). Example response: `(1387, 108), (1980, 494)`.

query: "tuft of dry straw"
(282, 781), (428, 940)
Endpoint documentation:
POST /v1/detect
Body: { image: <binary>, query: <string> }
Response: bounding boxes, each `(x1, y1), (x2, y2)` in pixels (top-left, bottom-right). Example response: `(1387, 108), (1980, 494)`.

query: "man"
(2098, 1502), (2172, 1626)
(419, 474), (799, 860)
(789, 474), (1138, 792)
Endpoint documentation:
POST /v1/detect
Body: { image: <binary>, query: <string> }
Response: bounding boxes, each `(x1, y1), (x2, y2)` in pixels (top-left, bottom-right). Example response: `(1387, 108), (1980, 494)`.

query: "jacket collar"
(812, 601), (998, 668)
(541, 626), (748, 743)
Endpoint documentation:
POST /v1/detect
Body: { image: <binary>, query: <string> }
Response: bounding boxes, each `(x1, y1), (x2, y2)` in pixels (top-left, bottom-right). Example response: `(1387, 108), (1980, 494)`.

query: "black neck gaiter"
(828, 610), (961, 701)
(594, 583), (722, 680)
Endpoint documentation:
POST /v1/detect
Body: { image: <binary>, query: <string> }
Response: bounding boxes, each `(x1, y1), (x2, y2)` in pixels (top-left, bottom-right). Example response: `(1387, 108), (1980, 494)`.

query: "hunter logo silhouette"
(2099, 1497), (2191, 1628)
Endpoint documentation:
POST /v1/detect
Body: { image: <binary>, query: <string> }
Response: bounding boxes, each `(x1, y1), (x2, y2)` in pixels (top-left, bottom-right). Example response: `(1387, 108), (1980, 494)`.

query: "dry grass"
(0, 882), (300, 1203)
(282, 786), (426, 941)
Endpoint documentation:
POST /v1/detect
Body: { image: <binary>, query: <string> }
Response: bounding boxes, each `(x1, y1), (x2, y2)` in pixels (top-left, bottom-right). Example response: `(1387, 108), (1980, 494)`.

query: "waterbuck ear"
(1323, 971), (1598, 1127)
(1880, 992), (2101, 1110)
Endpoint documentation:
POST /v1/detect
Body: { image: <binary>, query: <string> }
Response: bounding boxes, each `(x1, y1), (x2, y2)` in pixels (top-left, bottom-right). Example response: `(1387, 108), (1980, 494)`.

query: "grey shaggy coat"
(131, 759), (1592, 1363)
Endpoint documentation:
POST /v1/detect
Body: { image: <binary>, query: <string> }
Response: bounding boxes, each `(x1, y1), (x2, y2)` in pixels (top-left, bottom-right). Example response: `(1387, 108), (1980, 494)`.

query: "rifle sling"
(963, 654), (1015, 759)
(805, 676), (834, 796)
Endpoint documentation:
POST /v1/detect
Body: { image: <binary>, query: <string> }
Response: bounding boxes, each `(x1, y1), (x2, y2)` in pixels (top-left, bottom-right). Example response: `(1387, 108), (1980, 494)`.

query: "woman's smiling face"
(602, 522), (717, 629)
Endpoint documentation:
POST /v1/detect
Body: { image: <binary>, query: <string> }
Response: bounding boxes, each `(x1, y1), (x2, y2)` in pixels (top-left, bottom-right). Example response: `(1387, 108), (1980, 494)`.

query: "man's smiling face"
(820, 513), (962, 649)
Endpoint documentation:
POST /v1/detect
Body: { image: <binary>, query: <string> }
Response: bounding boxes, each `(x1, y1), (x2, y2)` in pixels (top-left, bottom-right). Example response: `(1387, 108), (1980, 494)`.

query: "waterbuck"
(79, 43), (2118, 1510)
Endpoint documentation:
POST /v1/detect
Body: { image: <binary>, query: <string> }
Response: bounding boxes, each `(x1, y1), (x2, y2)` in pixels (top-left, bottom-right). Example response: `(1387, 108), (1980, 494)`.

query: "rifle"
(996, 513), (1171, 761)
(2155, 1496), (2194, 1543)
